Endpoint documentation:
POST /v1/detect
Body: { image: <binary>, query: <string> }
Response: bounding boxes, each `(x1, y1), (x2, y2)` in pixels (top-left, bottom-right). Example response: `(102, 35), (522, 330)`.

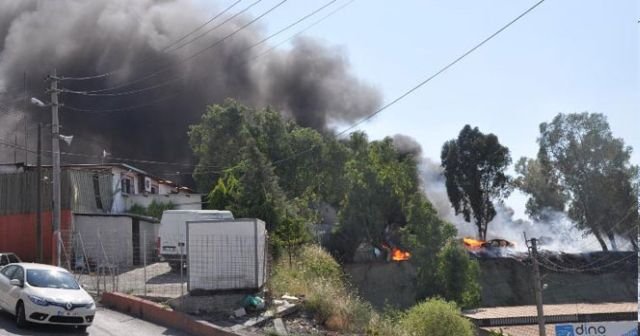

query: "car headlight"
(85, 301), (95, 309)
(28, 295), (49, 306)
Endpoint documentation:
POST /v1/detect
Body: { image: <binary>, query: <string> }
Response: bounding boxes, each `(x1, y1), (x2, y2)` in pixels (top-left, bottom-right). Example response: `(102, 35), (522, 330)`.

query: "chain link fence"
(56, 229), (267, 302)
(57, 230), (186, 300)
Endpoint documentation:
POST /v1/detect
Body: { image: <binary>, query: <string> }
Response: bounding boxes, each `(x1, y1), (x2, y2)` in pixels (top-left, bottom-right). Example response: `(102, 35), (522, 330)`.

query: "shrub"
(269, 245), (372, 332)
(436, 242), (482, 309)
(399, 298), (475, 336)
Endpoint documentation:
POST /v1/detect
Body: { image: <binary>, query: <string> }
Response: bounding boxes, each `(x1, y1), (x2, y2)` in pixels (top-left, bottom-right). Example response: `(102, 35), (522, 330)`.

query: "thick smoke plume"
(0, 0), (381, 170)
(419, 157), (632, 253)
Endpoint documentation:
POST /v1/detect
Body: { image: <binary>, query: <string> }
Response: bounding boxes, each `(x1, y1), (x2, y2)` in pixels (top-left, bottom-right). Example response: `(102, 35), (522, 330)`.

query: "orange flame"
(391, 247), (411, 261)
(463, 237), (486, 250)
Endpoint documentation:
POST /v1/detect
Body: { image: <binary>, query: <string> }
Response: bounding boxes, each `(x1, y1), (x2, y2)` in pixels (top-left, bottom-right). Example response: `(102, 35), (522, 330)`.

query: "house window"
(122, 177), (133, 194)
(150, 186), (157, 194)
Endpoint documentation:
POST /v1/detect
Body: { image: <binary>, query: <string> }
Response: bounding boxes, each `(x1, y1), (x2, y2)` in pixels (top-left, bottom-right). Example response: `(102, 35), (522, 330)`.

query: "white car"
(0, 263), (95, 330)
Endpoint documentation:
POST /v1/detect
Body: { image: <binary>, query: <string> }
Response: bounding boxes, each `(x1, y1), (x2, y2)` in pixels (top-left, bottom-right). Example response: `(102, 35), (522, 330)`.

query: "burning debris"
(382, 243), (411, 262)
(463, 237), (517, 258)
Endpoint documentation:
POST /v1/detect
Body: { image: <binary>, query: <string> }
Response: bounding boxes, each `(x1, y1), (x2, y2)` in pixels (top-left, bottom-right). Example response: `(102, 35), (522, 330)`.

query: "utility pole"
(530, 237), (546, 336)
(36, 123), (42, 263)
(49, 69), (61, 267)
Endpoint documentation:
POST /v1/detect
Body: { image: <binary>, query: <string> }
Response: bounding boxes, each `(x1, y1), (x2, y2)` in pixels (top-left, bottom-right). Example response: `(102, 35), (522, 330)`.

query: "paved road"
(0, 306), (191, 336)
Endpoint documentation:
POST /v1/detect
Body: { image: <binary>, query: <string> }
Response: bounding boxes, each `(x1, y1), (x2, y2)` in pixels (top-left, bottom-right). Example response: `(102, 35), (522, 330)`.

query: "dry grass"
(269, 245), (473, 336)
(269, 245), (374, 333)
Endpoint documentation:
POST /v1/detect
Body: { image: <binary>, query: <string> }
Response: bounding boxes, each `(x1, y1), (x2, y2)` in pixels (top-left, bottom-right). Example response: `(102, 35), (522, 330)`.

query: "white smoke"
(419, 158), (631, 253)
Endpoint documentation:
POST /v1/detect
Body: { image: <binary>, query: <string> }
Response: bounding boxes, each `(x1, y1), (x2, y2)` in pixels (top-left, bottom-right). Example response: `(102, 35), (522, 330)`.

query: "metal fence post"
(143, 230), (147, 296)
(179, 244), (184, 298)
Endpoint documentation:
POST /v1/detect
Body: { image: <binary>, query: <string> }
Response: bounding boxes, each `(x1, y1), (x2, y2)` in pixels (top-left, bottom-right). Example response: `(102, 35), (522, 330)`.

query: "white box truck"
(158, 210), (234, 270)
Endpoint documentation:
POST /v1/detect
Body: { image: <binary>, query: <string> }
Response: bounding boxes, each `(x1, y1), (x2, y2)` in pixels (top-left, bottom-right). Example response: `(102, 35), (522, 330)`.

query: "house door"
(132, 219), (140, 266)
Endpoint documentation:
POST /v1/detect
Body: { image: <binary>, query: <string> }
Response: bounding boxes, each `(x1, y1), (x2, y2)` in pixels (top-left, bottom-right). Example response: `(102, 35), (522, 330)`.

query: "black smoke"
(0, 0), (381, 174)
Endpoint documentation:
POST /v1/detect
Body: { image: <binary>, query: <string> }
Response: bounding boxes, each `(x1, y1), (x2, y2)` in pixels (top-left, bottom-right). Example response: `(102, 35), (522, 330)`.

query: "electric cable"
(61, 0), (287, 96)
(59, 0), (251, 82)
(61, 0), (344, 111)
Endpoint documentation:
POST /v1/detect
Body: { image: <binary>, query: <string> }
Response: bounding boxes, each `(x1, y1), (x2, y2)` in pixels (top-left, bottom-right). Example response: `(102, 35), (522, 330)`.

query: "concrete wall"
(345, 254), (637, 310)
(344, 262), (417, 310)
(75, 214), (133, 268)
(74, 214), (160, 269)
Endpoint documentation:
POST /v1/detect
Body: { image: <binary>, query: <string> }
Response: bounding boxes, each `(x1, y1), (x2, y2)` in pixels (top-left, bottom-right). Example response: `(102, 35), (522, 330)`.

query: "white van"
(157, 210), (234, 270)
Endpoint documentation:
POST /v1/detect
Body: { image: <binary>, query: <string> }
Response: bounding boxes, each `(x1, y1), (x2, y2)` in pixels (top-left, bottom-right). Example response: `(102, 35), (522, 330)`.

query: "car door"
(5, 266), (24, 313)
(0, 265), (17, 310)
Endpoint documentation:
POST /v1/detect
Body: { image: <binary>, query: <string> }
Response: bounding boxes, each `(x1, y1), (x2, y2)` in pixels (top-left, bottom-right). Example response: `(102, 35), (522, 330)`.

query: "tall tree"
(513, 156), (566, 221)
(518, 112), (639, 251)
(440, 125), (511, 240)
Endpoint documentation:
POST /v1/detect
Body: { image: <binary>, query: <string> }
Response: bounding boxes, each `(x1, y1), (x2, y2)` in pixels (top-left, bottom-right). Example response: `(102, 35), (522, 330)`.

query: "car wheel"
(15, 301), (27, 328)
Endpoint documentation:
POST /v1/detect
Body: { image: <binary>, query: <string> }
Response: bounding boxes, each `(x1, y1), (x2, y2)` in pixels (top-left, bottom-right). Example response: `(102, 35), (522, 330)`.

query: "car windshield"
(26, 269), (80, 290)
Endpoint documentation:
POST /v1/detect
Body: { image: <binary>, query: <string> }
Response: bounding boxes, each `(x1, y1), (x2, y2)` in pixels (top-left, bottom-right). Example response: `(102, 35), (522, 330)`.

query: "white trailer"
(187, 219), (267, 291)
(158, 210), (234, 270)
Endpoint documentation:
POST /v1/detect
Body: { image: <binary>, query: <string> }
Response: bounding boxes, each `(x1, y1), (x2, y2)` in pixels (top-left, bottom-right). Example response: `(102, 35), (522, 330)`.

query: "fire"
(463, 237), (486, 250)
(390, 247), (411, 261)
(381, 244), (411, 261)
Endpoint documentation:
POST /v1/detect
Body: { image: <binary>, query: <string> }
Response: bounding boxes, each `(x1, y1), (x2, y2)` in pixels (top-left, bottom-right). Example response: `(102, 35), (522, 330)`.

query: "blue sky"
(198, 0), (639, 219)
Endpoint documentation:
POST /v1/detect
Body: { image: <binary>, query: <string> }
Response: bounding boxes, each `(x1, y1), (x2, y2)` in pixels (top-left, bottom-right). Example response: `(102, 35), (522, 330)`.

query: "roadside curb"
(101, 292), (238, 336)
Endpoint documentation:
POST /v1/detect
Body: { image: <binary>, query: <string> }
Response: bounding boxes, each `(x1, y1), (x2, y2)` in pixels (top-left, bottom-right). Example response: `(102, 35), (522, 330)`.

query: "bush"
(127, 200), (175, 219)
(399, 298), (475, 336)
(436, 242), (482, 309)
(269, 245), (373, 332)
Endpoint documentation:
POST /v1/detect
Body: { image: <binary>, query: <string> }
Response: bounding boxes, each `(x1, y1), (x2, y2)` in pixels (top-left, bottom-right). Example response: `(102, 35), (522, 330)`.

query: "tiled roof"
(465, 302), (636, 320)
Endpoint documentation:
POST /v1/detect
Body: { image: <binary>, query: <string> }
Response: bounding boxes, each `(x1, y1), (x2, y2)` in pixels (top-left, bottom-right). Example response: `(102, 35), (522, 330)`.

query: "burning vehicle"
(463, 237), (515, 257)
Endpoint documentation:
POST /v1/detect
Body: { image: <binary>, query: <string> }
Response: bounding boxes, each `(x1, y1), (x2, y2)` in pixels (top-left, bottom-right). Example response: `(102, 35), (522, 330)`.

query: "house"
(54, 163), (202, 213)
(0, 162), (201, 266)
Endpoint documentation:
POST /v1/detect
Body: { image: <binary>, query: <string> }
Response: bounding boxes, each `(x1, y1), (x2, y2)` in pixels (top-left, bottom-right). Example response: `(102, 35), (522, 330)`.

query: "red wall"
(0, 210), (72, 264)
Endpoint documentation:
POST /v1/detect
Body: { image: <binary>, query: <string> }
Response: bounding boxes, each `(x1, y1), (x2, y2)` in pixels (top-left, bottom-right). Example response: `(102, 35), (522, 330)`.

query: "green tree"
(334, 133), (420, 260)
(226, 138), (288, 232)
(401, 194), (455, 300)
(519, 112), (639, 251)
(206, 173), (240, 210)
(399, 298), (475, 336)
(436, 242), (481, 309)
(514, 157), (566, 221)
(189, 99), (250, 192)
(441, 125), (512, 240)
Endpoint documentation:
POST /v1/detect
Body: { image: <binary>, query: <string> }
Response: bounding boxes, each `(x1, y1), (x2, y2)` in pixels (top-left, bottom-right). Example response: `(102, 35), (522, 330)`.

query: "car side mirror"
(9, 279), (22, 287)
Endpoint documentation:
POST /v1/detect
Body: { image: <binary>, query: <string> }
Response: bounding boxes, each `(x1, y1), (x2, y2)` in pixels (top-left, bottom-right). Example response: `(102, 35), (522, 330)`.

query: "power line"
(337, 0), (547, 137)
(13, 0), (547, 178)
(59, 0), (251, 83)
(62, 0), (286, 97)
(0, 137), (224, 169)
(161, 0), (262, 54)
(160, 0), (245, 53)
(260, 0), (548, 169)
(62, 0), (337, 98)
(136, 0), (549, 172)
(251, 0), (356, 61)
(61, 0), (343, 112)
(62, 94), (179, 113)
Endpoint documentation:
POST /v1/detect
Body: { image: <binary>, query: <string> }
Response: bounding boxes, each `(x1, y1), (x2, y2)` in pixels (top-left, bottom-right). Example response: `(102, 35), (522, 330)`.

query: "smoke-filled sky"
(0, 0), (381, 172)
(1, 0), (638, 223)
